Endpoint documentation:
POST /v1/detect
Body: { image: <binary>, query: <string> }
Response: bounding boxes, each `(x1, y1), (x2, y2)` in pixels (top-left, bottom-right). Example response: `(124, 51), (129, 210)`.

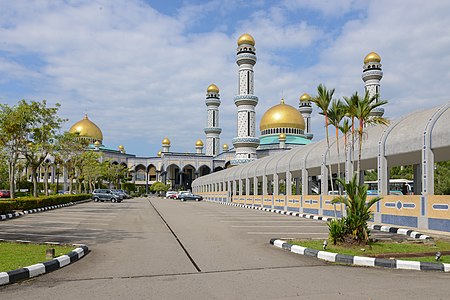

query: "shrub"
(328, 218), (347, 245)
(14, 194), (91, 211)
(0, 201), (15, 215)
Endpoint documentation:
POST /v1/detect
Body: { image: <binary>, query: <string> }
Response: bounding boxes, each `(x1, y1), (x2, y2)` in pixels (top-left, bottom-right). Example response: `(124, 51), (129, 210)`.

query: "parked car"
(0, 190), (11, 198)
(179, 192), (203, 202)
(92, 189), (122, 203)
(111, 189), (128, 200)
(176, 191), (189, 199)
(116, 189), (132, 199)
(166, 191), (177, 199)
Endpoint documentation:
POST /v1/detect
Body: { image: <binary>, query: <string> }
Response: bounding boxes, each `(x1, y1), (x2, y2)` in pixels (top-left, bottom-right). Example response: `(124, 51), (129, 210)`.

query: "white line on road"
(232, 225), (327, 228)
(1, 224), (105, 230)
(0, 232), (95, 239)
(247, 232), (328, 235)
(221, 220), (325, 223)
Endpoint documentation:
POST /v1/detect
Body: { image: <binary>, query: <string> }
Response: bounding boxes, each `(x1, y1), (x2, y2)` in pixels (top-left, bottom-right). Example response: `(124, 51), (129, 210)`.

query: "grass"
(291, 239), (450, 261)
(396, 256), (450, 264)
(0, 242), (75, 272)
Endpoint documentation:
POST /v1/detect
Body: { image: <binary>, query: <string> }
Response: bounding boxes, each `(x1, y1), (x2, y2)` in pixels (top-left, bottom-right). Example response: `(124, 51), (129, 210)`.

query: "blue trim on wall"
(263, 205), (272, 208)
(323, 209), (342, 218)
(274, 206), (284, 210)
(421, 196), (426, 216)
(287, 207), (300, 212)
(429, 218), (450, 232)
(303, 208), (319, 215)
(381, 214), (418, 228)
(432, 204), (449, 210)
(254, 204), (261, 207)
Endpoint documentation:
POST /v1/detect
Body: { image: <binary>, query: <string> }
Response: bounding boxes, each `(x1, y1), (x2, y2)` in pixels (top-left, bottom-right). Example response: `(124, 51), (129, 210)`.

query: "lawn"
(291, 239), (450, 262)
(0, 242), (75, 272)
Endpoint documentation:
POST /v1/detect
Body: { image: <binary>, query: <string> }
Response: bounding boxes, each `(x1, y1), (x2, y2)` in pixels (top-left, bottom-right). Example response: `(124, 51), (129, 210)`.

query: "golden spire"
(237, 33), (255, 46)
(364, 52), (381, 64)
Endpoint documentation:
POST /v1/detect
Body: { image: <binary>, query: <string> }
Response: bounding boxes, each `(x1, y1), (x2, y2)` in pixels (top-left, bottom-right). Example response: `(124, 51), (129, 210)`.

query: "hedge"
(0, 194), (91, 214)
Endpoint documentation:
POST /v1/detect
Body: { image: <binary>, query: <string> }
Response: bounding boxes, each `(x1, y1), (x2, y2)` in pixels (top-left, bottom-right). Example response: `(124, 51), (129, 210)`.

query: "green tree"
(20, 100), (65, 197)
(312, 84), (335, 192)
(150, 181), (169, 195)
(327, 99), (346, 183)
(435, 161), (450, 195)
(79, 151), (102, 192)
(332, 175), (382, 244)
(0, 153), (9, 189)
(101, 161), (128, 189)
(0, 101), (34, 198)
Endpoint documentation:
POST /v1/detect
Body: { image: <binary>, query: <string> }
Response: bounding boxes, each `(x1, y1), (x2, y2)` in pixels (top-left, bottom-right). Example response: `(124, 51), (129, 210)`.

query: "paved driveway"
(1, 197), (449, 299)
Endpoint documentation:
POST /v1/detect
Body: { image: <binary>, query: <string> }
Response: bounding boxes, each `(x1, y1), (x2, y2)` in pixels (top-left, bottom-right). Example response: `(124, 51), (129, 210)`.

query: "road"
(1, 197), (449, 299)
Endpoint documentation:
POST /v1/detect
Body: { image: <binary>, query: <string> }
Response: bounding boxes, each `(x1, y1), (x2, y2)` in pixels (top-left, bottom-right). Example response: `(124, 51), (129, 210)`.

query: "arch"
(147, 164), (157, 182)
(214, 166), (224, 172)
(198, 165), (211, 176)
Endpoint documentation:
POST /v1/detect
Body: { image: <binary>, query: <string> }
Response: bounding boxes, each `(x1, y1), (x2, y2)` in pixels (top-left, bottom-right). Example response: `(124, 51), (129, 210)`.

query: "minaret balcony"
(234, 95), (258, 106)
(362, 70), (383, 81)
(236, 53), (257, 65)
(232, 137), (260, 147)
(205, 98), (221, 106)
(204, 127), (222, 134)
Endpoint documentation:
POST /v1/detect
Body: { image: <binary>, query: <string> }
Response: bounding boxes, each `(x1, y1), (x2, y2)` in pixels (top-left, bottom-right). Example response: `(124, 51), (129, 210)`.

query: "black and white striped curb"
(270, 239), (449, 272)
(206, 200), (333, 222)
(0, 198), (92, 221)
(207, 200), (432, 240)
(369, 224), (431, 240)
(0, 242), (89, 286)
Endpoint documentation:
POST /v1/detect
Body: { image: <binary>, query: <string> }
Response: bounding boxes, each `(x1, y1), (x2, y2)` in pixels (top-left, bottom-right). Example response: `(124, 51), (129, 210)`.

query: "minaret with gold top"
(204, 84), (221, 156)
(231, 33), (259, 165)
(362, 52), (384, 117)
(299, 93), (313, 140)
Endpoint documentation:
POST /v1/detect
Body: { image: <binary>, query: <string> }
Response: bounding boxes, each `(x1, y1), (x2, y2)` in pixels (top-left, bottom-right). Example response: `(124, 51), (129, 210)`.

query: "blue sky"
(1, 0), (449, 156)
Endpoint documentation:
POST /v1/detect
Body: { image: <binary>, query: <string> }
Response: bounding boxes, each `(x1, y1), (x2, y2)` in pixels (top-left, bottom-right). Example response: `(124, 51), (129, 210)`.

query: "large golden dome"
(207, 84), (219, 93)
(237, 33), (255, 46)
(69, 113), (103, 142)
(260, 99), (305, 131)
(364, 52), (381, 64)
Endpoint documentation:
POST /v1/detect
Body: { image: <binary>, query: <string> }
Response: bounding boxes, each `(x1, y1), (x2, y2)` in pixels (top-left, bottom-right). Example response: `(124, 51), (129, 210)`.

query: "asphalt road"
(1, 197), (449, 299)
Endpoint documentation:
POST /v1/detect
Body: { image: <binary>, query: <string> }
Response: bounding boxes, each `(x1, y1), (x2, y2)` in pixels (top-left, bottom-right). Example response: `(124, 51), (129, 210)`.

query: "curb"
(207, 200), (431, 240)
(0, 242), (89, 286)
(270, 238), (449, 272)
(0, 198), (92, 222)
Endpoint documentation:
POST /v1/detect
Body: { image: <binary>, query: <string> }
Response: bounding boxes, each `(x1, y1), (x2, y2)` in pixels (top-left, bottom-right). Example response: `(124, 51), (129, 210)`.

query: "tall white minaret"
(231, 33), (259, 165)
(299, 93), (313, 140)
(204, 84), (221, 156)
(362, 52), (384, 117)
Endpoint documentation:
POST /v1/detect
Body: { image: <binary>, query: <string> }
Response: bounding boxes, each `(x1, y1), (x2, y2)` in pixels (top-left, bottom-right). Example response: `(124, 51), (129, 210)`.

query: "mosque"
(67, 33), (383, 193)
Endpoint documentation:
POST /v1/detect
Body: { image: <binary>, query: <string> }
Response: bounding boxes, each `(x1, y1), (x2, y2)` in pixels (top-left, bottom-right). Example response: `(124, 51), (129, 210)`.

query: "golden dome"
(237, 33), (255, 46)
(94, 141), (101, 147)
(223, 144), (229, 150)
(157, 150), (162, 157)
(207, 84), (219, 93)
(69, 113), (103, 142)
(118, 145), (124, 150)
(364, 52), (381, 64)
(279, 133), (286, 140)
(196, 139), (204, 147)
(162, 137), (171, 146)
(260, 99), (305, 131)
(300, 93), (312, 102)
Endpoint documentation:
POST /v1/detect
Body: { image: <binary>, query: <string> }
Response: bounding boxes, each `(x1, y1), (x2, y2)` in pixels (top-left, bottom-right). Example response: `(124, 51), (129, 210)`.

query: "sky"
(1, 0), (449, 157)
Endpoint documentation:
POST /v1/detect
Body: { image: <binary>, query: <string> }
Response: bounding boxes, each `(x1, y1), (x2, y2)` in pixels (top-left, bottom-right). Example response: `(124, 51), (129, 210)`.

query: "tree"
(327, 99), (346, 184)
(101, 161), (128, 189)
(0, 153), (9, 189)
(20, 100), (65, 197)
(80, 151), (102, 192)
(332, 175), (382, 244)
(352, 92), (389, 182)
(150, 181), (169, 195)
(312, 84), (335, 192)
(0, 101), (34, 198)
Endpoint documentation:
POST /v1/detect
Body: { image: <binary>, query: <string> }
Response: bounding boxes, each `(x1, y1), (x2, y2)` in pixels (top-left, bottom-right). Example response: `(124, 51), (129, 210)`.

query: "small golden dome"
(207, 84), (219, 93)
(279, 133), (286, 140)
(196, 139), (204, 147)
(162, 137), (171, 146)
(157, 150), (162, 157)
(223, 144), (229, 150)
(94, 141), (101, 147)
(237, 33), (255, 46)
(300, 93), (312, 102)
(364, 52), (381, 64)
(69, 113), (103, 142)
(118, 145), (124, 150)
(260, 99), (306, 131)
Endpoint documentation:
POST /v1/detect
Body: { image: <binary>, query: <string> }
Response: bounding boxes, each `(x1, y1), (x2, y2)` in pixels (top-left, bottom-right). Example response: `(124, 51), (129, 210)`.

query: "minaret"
(195, 139), (204, 154)
(162, 137), (170, 153)
(231, 33), (259, 165)
(278, 133), (286, 149)
(204, 84), (221, 156)
(299, 93), (313, 140)
(362, 52), (384, 117)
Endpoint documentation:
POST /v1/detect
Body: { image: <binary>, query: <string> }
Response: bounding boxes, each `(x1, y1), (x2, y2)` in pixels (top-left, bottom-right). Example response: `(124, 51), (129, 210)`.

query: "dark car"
(0, 190), (11, 198)
(179, 192), (203, 202)
(92, 189), (122, 203)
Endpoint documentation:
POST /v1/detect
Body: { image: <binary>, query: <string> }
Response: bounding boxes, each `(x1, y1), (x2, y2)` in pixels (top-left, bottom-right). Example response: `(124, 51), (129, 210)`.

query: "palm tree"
(343, 92), (360, 163)
(339, 118), (351, 181)
(312, 84), (335, 192)
(353, 92), (389, 182)
(327, 99), (346, 185)
(332, 175), (382, 244)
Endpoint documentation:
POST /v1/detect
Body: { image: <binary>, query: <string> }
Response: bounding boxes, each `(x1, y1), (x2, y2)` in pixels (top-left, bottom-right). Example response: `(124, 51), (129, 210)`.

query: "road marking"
(220, 220), (324, 223)
(1, 224), (104, 230)
(247, 232), (328, 235)
(0, 232), (95, 239)
(232, 225), (327, 228)
(13, 220), (111, 226)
